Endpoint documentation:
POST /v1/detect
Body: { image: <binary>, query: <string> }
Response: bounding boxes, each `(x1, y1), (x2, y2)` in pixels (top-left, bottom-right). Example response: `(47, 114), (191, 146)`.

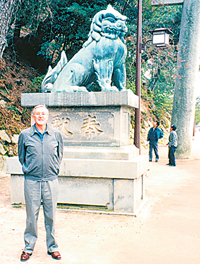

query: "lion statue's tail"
(41, 51), (68, 93)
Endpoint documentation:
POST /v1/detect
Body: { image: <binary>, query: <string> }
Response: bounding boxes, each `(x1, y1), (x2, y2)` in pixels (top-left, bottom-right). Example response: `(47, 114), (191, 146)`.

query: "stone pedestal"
(7, 90), (148, 215)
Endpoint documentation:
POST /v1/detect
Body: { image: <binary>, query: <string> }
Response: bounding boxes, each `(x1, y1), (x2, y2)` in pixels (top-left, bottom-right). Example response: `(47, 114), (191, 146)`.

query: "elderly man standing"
(18, 105), (63, 261)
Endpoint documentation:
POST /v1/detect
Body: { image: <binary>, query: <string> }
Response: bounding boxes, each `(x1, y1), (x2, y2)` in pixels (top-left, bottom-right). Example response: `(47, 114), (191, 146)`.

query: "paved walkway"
(0, 132), (200, 264)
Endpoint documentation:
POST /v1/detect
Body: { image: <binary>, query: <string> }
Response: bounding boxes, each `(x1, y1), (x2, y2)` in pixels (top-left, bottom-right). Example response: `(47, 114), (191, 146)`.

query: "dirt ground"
(1, 132), (200, 264)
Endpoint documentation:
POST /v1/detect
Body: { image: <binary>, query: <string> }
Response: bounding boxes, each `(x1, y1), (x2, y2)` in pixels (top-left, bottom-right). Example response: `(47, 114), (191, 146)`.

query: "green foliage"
(11, 0), (183, 121)
(28, 75), (45, 93)
(14, 0), (49, 31)
(124, 0), (182, 120)
(195, 97), (200, 125)
(26, 0), (117, 64)
(21, 109), (31, 124)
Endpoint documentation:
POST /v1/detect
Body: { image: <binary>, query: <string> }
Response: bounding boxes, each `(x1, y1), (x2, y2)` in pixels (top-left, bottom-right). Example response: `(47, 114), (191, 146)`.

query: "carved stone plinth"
(7, 90), (148, 215)
(47, 106), (131, 147)
(22, 90), (138, 147)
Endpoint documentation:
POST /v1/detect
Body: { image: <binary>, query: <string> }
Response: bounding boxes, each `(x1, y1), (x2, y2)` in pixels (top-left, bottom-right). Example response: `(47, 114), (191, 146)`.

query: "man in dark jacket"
(147, 121), (163, 162)
(18, 105), (63, 261)
(167, 124), (177, 166)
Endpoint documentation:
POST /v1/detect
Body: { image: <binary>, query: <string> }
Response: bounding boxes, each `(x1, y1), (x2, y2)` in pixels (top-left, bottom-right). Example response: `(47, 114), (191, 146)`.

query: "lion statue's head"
(83, 5), (127, 48)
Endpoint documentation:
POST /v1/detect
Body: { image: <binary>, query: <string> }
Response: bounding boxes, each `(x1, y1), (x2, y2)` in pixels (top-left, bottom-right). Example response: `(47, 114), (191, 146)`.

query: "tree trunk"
(0, 0), (16, 60)
(171, 0), (200, 158)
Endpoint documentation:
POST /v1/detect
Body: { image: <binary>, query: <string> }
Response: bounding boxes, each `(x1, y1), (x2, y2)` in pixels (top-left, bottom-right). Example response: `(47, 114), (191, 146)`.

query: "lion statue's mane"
(41, 5), (127, 93)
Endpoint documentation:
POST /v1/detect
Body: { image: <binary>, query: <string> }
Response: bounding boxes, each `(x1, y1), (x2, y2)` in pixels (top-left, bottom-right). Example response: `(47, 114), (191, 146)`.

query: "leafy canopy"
(12, 0), (182, 120)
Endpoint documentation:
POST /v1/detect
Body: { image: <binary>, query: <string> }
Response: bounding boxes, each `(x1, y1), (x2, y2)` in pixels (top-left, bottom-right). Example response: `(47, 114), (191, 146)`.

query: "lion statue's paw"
(72, 86), (88, 92)
(101, 86), (118, 92)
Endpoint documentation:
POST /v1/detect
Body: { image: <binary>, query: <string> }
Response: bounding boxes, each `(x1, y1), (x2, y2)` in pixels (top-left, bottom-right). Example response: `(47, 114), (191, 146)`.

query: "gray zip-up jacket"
(18, 125), (63, 181)
(168, 130), (177, 147)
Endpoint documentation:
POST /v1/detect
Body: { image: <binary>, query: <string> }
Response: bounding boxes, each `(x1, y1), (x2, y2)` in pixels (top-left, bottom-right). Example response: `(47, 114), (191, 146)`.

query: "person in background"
(167, 124), (177, 166)
(18, 105), (63, 261)
(147, 121), (164, 162)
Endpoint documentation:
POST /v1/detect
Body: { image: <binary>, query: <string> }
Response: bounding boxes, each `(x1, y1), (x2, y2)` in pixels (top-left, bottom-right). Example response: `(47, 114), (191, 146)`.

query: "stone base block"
(21, 90), (138, 108)
(60, 155), (148, 179)
(63, 145), (139, 160)
(9, 174), (144, 214)
(7, 154), (148, 215)
(10, 175), (24, 204)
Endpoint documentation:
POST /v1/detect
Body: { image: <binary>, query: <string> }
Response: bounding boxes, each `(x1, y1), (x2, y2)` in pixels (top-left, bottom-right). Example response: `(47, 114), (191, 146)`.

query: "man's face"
(32, 106), (49, 126)
(153, 122), (157, 128)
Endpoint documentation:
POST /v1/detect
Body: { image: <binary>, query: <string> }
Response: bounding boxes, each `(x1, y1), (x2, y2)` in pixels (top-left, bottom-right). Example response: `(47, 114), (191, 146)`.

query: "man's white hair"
(32, 105), (49, 115)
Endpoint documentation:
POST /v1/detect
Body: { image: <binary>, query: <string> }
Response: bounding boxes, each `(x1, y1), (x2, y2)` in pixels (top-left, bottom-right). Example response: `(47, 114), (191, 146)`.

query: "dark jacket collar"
(30, 124), (52, 136)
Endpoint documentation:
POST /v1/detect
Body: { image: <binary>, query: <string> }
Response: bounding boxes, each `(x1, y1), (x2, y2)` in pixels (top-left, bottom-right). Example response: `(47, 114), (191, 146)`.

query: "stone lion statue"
(41, 5), (127, 93)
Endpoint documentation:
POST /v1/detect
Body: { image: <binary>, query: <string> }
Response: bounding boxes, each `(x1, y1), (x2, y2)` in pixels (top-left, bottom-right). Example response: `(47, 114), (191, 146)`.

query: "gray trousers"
(24, 178), (59, 253)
